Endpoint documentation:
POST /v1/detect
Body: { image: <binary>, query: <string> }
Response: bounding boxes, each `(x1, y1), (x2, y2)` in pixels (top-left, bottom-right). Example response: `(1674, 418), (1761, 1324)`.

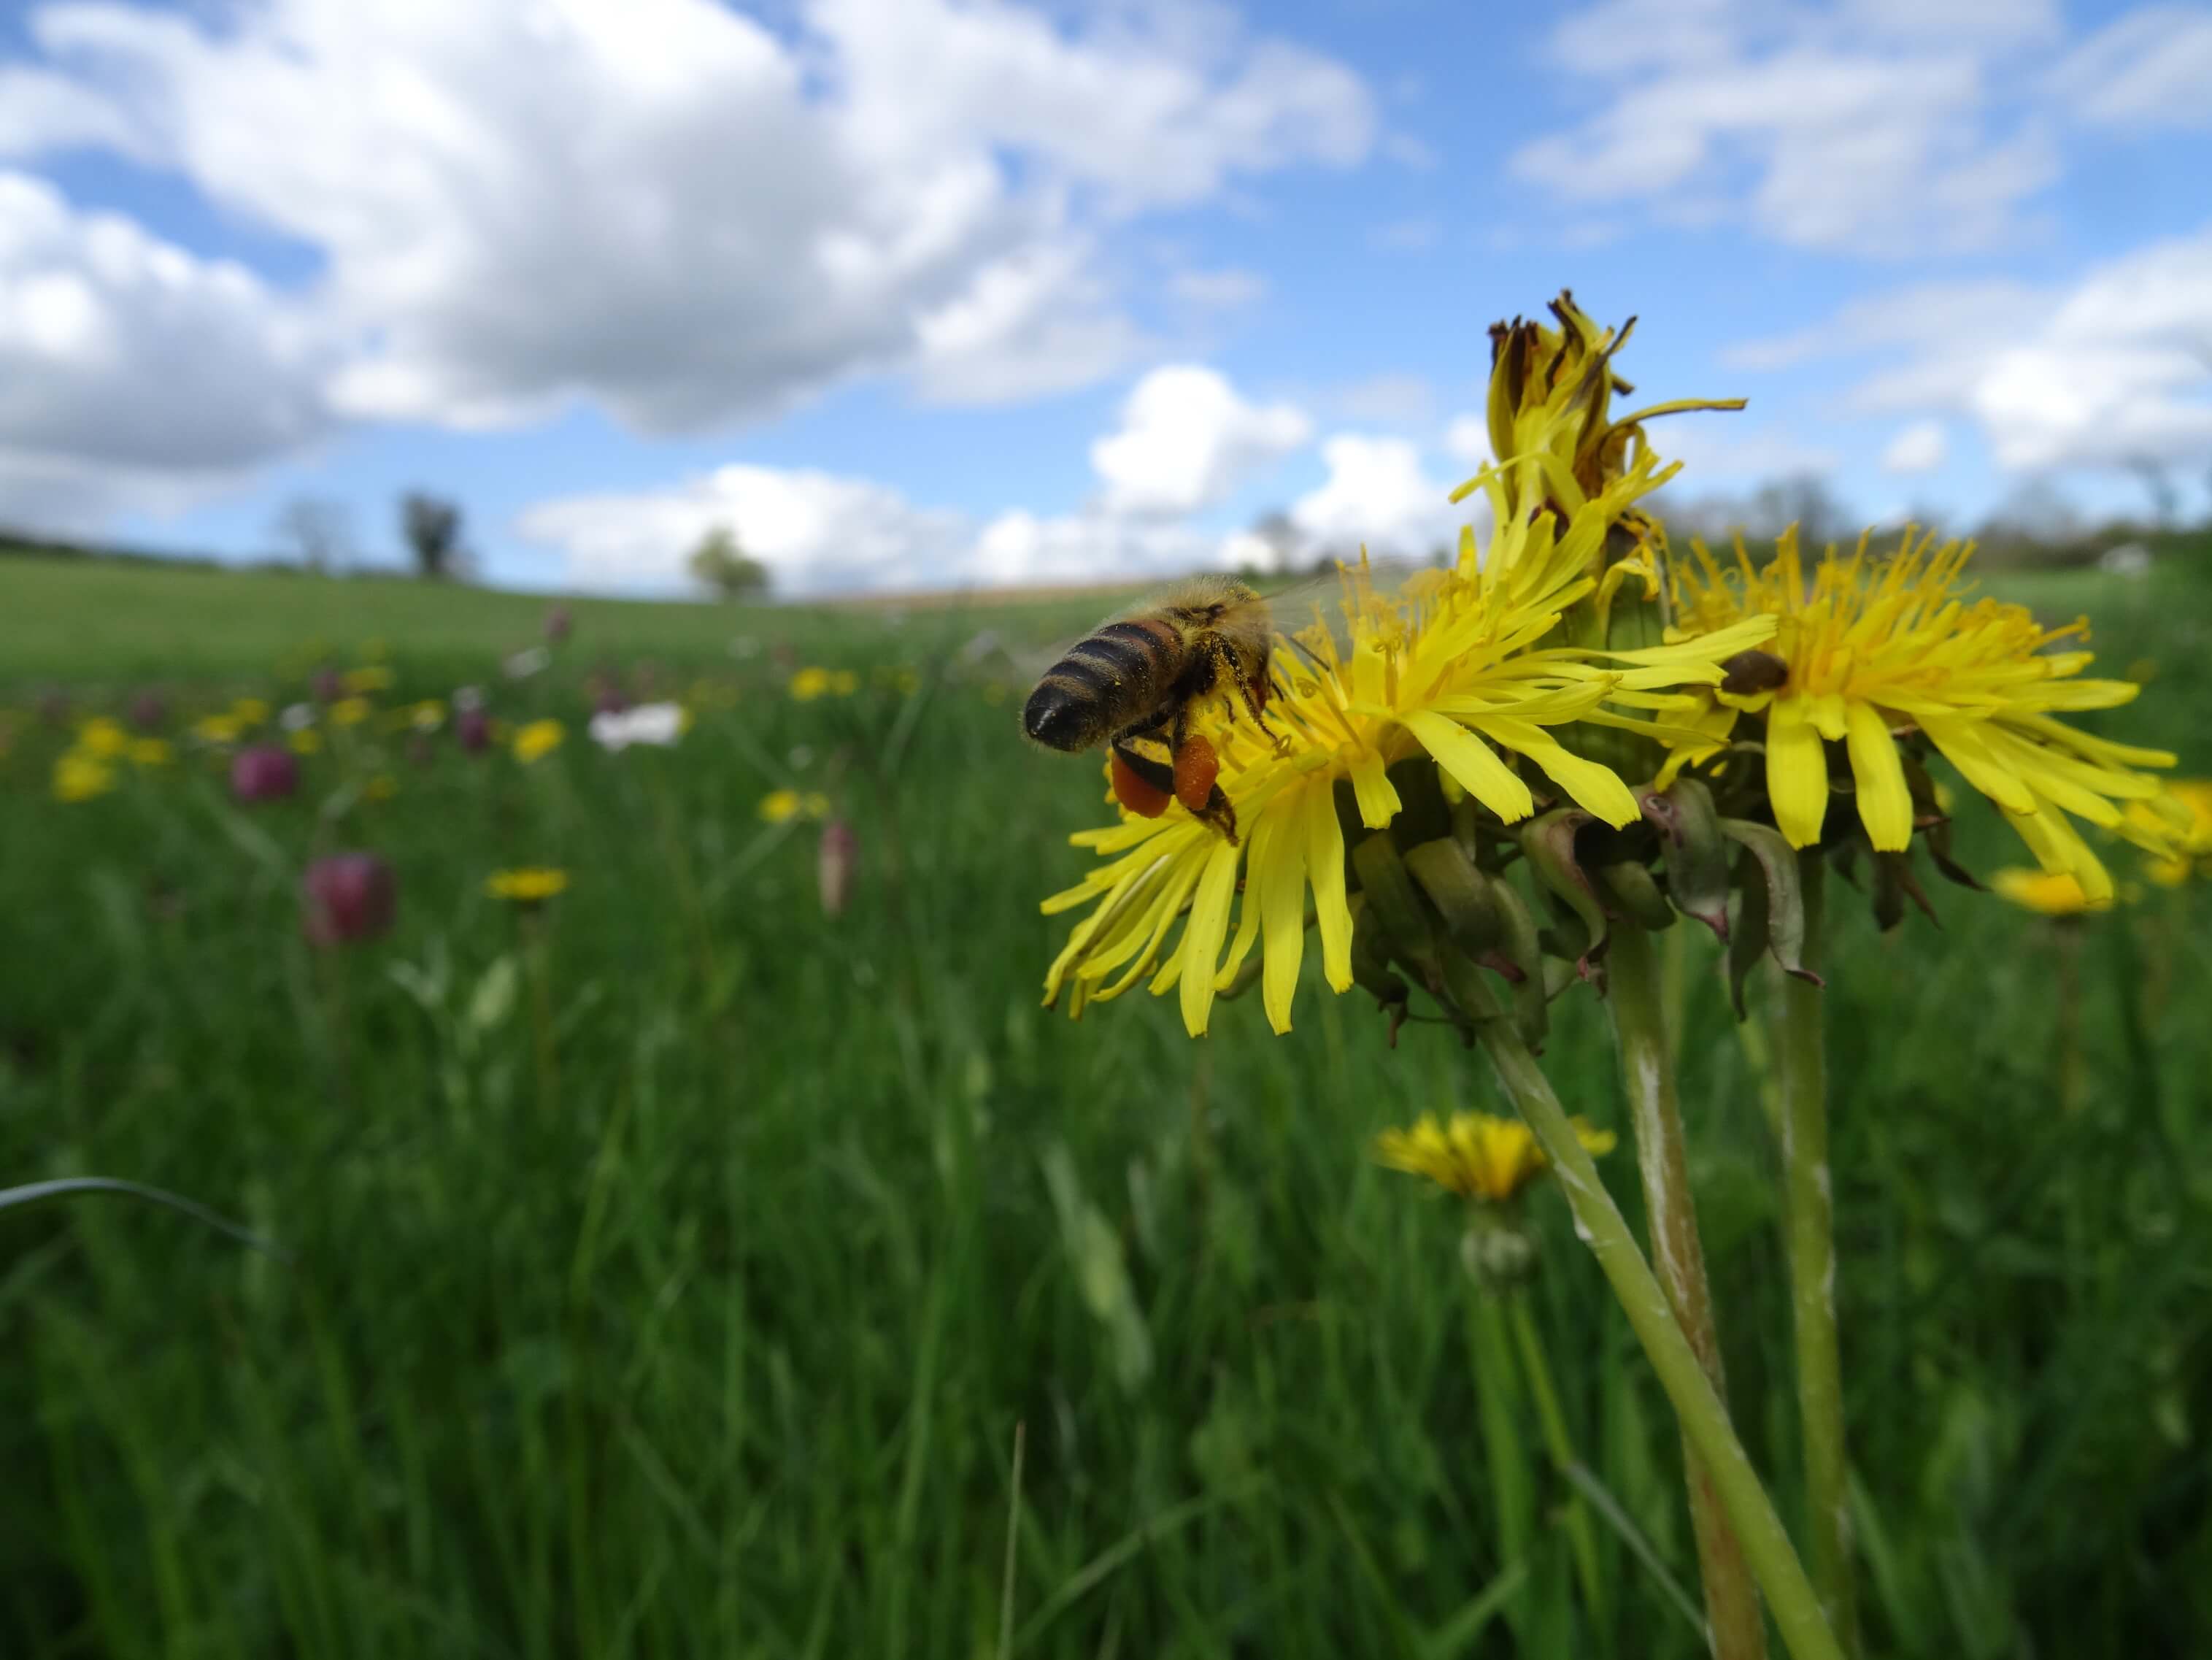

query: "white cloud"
(964, 508), (1232, 588)
(1441, 415), (1492, 468)
(1727, 228), (2212, 472)
(1090, 365), (1310, 517)
(1514, 0), (2070, 252)
(2049, 7), (2212, 130)
(1881, 420), (1949, 473)
(0, 170), (330, 522)
(517, 464), (969, 596)
(1, 0), (1375, 453)
(1291, 434), (1473, 560)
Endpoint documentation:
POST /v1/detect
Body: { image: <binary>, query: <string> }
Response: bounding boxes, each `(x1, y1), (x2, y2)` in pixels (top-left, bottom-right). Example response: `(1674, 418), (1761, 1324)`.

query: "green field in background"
(1, 551), (2208, 1656)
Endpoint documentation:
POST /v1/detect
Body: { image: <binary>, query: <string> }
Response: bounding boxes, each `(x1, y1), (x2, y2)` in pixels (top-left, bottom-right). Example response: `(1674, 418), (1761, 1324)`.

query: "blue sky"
(2, 0), (2208, 594)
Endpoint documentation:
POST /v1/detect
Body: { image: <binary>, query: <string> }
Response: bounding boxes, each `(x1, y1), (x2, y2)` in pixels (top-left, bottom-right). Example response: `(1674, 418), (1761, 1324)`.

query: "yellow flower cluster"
(1042, 299), (1773, 1037)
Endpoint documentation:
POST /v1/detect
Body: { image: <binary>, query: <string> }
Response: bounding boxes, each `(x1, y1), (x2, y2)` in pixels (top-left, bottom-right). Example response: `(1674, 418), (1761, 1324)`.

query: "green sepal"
(1596, 860), (1676, 932)
(1518, 808), (1611, 979)
(1639, 777), (1732, 939)
(1404, 838), (1503, 955)
(1354, 832), (1442, 993)
(1719, 819), (1824, 1010)
(1490, 877), (1551, 1051)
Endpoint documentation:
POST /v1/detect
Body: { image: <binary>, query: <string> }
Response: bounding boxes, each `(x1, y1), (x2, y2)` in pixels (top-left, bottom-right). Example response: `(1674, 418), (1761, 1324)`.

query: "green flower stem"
(1506, 1296), (1608, 1625)
(1474, 1007), (1843, 1660)
(1608, 920), (1768, 1660)
(1774, 856), (1860, 1658)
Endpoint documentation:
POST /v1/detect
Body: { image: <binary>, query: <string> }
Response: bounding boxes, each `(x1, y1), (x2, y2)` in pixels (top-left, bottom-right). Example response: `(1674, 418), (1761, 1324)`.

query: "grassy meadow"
(2, 550), (2209, 1657)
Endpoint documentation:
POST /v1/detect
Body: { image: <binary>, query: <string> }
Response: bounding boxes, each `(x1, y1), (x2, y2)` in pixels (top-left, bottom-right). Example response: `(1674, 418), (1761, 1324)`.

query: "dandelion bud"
(303, 852), (397, 946)
(455, 707), (492, 753)
(544, 604), (573, 643)
(231, 745), (300, 802)
(1461, 1208), (1541, 1295)
(818, 818), (858, 917)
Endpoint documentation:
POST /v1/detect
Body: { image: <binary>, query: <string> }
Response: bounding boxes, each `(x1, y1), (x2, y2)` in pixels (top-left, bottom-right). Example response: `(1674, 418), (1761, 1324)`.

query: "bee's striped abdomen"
(1022, 619), (1177, 751)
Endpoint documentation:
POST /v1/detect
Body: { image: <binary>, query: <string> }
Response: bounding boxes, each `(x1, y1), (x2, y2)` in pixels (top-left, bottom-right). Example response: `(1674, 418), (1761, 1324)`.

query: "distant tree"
(689, 525), (769, 600)
(401, 492), (466, 581)
(1747, 473), (1851, 553)
(272, 496), (353, 574)
(2127, 457), (2179, 529)
(1246, 509), (1300, 575)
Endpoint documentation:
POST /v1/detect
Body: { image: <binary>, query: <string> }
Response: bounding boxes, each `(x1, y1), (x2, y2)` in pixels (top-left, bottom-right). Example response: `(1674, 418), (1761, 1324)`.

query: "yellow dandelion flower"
(75, 717), (129, 758)
(289, 727), (323, 756)
(128, 737), (174, 766)
(1989, 867), (2105, 917)
(1042, 536), (1774, 1038)
(231, 696), (271, 726)
(192, 712), (245, 745)
(486, 867), (570, 902)
(1661, 526), (2174, 904)
(512, 719), (565, 764)
(789, 666), (831, 701)
(1374, 1110), (1616, 1203)
(330, 696), (373, 728)
(53, 753), (117, 802)
(758, 788), (831, 823)
(2132, 779), (2212, 886)
(343, 665), (395, 695)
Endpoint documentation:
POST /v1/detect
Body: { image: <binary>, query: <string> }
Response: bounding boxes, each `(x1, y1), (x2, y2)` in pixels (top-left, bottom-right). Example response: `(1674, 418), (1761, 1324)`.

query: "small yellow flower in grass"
(1661, 526), (2175, 904)
(486, 867), (570, 902)
(831, 669), (859, 696)
(193, 712), (245, 745)
(290, 727), (323, 756)
(512, 718), (565, 764)
(788, 666), (832, 701)
(1374, 1110), (1616, 1203)
(75, 716), (129, 758)
(53, 753), (116, 802)
(330, 696), (373, 728)
(343, 665), (395, 695)
(1989, 867), (2105, 917)
(127, 738), (174, 766)
(758, 788), (831, 823)
(231, 696), (270, 726)
(2132, 780), (2212, 887)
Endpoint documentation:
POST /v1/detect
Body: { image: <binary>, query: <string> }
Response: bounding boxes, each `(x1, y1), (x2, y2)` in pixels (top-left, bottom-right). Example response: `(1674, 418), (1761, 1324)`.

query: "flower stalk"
(1608, 918), (1768, 1660)
(1773, 856), (1859, 1657)
(1472, 994), (1844, 1660)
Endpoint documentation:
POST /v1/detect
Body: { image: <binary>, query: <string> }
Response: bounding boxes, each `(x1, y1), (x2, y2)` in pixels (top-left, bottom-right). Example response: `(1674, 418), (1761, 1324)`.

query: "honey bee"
(1022, 575), (1279, 842)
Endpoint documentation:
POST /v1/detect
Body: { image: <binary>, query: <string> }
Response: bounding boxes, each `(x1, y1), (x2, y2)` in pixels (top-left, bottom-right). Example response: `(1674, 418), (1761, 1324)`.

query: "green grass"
(2, 555), (2209, 1657)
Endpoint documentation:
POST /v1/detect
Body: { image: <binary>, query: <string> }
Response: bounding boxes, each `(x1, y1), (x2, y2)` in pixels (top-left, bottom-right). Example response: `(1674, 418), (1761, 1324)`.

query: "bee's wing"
(1261, 556), (1442, 666)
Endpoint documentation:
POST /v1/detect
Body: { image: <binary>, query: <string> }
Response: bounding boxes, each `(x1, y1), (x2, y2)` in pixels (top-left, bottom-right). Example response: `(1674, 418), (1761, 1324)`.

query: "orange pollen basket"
(1173, 735), (1220, 814)
(1111, 749), (1171, 818)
